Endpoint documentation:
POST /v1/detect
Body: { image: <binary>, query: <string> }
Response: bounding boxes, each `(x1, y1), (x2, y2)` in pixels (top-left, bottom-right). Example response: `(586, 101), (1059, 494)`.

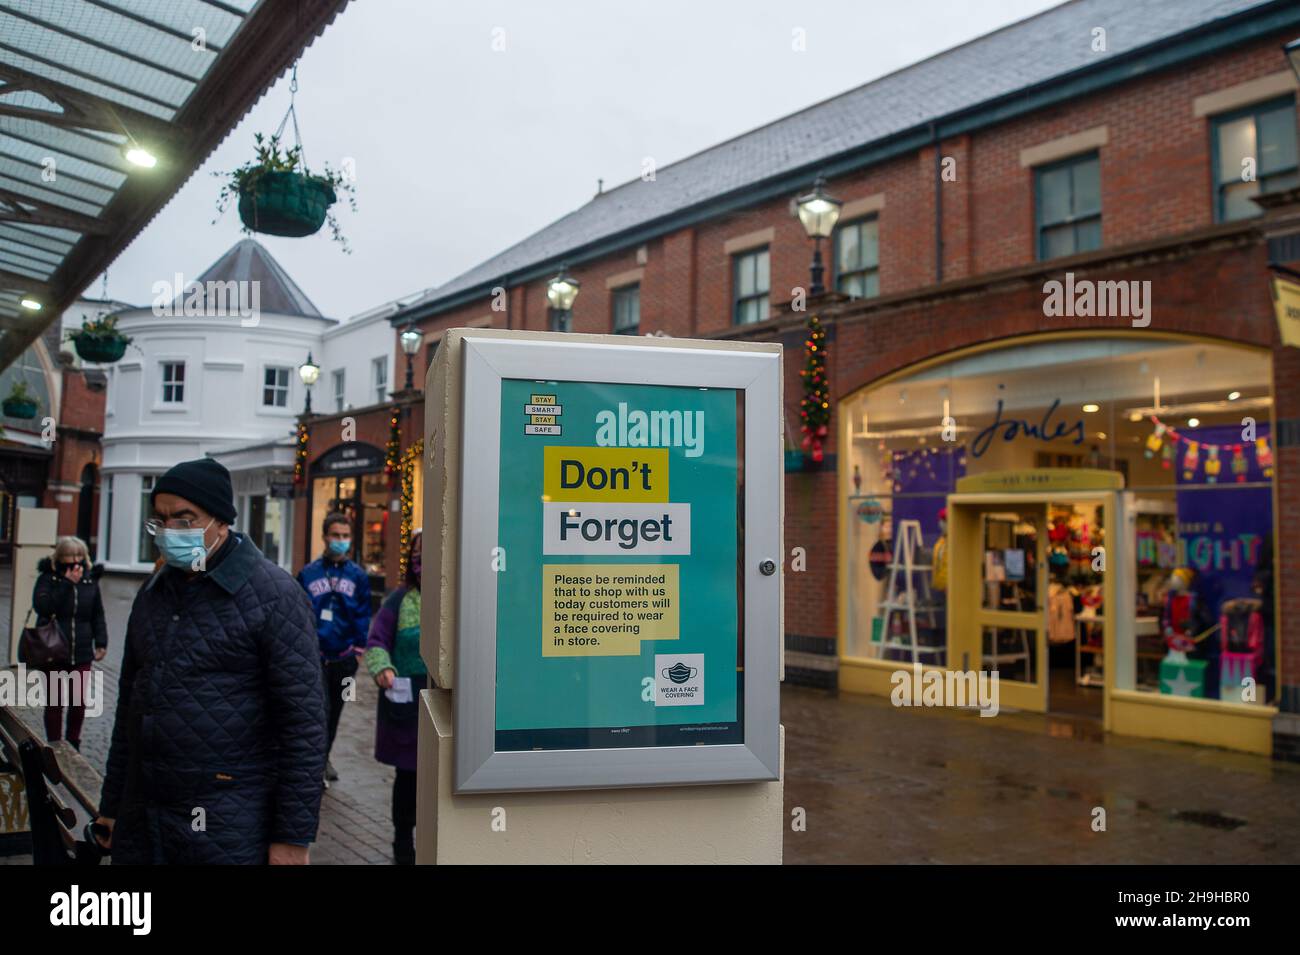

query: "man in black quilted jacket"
(94, 458), (327, 864)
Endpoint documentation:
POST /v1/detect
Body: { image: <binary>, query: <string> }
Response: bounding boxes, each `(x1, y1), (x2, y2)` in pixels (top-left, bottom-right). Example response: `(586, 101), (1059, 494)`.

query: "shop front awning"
(0, 0), (351, 369)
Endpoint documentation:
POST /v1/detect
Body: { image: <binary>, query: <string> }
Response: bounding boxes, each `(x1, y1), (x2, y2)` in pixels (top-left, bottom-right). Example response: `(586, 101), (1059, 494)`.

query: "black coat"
(31, 557), (108, 667)
(99, 533), (327, 864)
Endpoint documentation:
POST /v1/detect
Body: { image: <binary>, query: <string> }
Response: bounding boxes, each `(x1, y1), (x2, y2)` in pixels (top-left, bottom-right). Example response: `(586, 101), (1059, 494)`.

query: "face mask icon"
(662, 662), (697, 684)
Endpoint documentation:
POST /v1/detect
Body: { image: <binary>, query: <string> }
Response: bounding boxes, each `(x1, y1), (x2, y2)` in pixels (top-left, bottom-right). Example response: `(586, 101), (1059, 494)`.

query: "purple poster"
(1173, 423), (1272, 609)
(891, 445), (966, 544)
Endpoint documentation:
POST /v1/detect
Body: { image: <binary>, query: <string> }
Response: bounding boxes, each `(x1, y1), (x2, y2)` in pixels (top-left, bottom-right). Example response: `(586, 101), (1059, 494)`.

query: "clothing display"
(1048, 582), (1074, 644)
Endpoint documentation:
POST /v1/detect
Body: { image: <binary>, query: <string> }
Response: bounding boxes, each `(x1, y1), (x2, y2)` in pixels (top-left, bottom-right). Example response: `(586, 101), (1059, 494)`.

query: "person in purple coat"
(363, 529), (426, 864)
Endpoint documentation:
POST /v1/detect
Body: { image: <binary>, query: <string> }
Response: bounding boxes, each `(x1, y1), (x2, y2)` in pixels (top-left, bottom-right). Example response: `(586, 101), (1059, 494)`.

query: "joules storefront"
(765, 222), (1300, 759)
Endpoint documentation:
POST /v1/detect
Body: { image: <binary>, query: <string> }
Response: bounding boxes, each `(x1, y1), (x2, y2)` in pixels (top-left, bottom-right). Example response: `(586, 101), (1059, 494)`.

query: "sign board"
(955, 468), (1124, 494)
(454, 335), (781, 792)
(1271, 274), (1300, 347)
(268, 473), (296, 499)
(312, 441), (384, 477)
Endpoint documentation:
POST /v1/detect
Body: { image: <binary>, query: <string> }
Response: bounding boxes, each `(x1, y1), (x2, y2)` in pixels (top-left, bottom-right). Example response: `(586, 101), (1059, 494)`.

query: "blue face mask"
(328, 539), (351, 556)
(157, 521), (213, 570)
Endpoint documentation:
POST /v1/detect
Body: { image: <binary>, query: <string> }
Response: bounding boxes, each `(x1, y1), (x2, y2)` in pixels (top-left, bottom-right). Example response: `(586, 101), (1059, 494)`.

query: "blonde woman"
(31, 535), (108, 751)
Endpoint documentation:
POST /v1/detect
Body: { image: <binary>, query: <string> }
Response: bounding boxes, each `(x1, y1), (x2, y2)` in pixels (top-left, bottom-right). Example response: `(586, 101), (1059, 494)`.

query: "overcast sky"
(103, 0), (1064, 319)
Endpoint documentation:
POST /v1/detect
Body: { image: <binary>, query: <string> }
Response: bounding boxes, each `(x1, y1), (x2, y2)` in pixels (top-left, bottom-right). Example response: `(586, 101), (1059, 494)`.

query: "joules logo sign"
(1043, 272), (1151, 328)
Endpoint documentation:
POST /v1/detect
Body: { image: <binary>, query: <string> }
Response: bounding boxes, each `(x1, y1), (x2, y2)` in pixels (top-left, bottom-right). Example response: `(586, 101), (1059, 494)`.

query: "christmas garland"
(292, 420), (309, 485)
(799, 313), (830, 464)
(398, 439), (423, 577)
(383, 406), (402, 487)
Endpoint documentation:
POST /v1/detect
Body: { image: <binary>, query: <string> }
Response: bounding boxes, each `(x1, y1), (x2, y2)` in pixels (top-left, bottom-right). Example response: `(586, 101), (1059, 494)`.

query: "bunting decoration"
(1147, 415), (1272, 483)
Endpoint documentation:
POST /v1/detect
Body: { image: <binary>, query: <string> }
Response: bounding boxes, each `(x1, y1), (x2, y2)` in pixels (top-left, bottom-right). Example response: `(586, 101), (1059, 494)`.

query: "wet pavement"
(781, 684), (1300, 864)
(6, 573), (1300, 864)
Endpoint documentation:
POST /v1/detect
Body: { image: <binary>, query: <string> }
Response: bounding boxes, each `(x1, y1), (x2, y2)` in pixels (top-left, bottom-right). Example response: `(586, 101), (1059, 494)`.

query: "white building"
(98, 240), (395, 573)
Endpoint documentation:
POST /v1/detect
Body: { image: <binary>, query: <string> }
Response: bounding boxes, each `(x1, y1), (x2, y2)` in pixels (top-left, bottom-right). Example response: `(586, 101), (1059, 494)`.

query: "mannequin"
(931, 507), (948, 592)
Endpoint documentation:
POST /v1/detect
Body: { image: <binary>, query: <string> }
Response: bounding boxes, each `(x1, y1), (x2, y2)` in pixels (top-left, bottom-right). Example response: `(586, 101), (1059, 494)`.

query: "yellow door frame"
(948, 487), (1116, 724)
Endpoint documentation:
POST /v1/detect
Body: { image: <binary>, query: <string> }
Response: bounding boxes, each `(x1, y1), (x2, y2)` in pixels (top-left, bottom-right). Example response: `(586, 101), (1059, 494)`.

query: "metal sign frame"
(454, 335), (781, 793)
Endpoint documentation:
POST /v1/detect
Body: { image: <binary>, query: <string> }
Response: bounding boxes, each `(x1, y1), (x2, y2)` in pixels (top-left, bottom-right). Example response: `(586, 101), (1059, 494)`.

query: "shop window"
(1212, 96), (1299, 222)
(612, 284), (640, 334)
(372, 356), (388, 404)
(1035, 152), (1101, 260)
(548, 307), (572, 333)
(841, 336), (1276, 714)
(263, 366), (290, 407)
(137, 475), (156, 563)
(835, 217), (879, 299)
(247, 494), (286, 566)
(161, 361), (185, 403)
(732, 248), (770, 325)
(332, 369), (346, 412)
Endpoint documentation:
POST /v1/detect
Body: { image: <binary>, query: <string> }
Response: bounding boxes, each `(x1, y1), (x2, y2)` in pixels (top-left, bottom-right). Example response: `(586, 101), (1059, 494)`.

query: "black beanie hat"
(151, 458), (237, 524)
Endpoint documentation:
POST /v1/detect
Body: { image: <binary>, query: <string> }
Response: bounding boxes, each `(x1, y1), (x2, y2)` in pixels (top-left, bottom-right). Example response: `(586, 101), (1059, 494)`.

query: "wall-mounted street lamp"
(298, 351), (321, 415)
(547, 265), (581, 311)
(796, 174), (843, 296)
(400, 323), (424, 391)
(1285, 37), (1300, 85)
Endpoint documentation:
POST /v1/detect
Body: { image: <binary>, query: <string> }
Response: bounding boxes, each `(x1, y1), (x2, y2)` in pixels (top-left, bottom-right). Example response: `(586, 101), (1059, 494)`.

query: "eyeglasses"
(58, 561), (82, 570)
(144, 518), (203, 536)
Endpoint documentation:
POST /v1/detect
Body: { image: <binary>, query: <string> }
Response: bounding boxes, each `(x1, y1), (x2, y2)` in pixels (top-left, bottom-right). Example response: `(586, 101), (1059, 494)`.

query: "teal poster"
(494, 378), (743, 751)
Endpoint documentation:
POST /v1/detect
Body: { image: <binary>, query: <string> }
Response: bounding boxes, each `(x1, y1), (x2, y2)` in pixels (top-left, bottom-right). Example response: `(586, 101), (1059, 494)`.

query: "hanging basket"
(238, 171), (336, 237)
(3, 397), (38, 419)
(72, 332), (129, 364)
(784, 449), (807, 472)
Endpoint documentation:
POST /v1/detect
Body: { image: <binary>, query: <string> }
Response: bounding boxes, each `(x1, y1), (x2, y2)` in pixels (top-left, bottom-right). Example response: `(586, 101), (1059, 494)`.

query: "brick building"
(321, 0), (1300, 756)
(0, 299), (127, 562)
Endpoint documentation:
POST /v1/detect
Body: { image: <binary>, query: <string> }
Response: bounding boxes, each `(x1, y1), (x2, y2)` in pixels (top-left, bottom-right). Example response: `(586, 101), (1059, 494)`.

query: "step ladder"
(877, 519), (944, 665)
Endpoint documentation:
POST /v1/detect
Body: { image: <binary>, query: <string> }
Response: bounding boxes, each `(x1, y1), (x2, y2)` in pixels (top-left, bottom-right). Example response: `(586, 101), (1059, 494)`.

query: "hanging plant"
(215, 133), (355, 248)
(213, 67), (356, 250)
(66, 312), (132, 364)
(3, 380), (39, 419)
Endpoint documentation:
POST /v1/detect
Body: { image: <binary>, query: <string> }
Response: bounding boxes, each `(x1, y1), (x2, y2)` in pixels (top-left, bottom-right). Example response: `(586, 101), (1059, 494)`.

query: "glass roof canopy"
(0, 0), (349, 366)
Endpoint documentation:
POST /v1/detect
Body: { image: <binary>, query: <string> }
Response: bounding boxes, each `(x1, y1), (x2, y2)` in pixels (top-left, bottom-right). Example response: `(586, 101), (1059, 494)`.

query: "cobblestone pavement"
(6, 574), (1300, 865)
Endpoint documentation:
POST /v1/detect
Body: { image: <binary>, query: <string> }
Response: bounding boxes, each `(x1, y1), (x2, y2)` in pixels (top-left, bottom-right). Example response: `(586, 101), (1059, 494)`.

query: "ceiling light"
(1128, 411), (1143, 422)
(1082, 403), (1100, 413)
(1228, 391), (1241, 401)
(123, 145), (158, 168)
(1096, 432), (1107, 439)
(20, 297), (41, 311)
(1187, 418), (1200, 428)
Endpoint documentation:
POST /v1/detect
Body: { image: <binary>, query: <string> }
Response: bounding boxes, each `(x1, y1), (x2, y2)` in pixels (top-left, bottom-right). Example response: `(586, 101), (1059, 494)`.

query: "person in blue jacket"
(297, 512), (372, 784)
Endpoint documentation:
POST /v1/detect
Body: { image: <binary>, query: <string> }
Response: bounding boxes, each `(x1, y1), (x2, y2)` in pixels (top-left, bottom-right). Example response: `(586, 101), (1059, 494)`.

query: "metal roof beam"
(0, 63), (181, 143)
(0, 268), (53, 294)
(0, 187), (106, 234)
(0, 41), (181, 115)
